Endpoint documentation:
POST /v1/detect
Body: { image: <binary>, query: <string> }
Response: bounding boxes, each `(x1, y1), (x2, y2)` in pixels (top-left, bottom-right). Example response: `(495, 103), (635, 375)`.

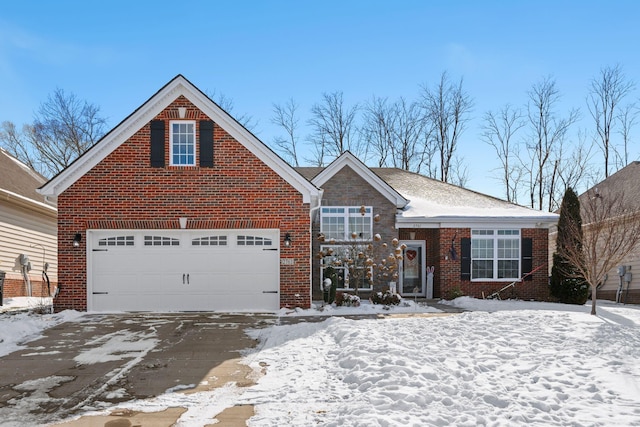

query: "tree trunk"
(591, 285), (597, 315)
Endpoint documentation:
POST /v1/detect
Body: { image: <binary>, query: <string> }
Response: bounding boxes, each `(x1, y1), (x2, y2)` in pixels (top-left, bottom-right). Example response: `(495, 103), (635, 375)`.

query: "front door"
(400, 241), (427, 297)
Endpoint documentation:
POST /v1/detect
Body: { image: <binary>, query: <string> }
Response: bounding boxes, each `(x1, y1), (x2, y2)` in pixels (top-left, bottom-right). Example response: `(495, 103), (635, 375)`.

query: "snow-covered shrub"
(335, 292), (361, 307)
(446, 286), (464, 300)
(370, 290), (401, 305)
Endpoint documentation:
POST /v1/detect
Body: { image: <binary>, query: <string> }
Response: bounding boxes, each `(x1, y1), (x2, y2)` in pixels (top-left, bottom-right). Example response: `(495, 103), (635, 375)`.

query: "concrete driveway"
(0, 312), (278, 426)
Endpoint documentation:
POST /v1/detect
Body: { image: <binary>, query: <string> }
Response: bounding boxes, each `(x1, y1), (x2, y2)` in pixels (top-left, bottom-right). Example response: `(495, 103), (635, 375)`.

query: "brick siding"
(400, 227), (550, 301)
(55, 96), (310, 311)
(311, 166), (398, 299)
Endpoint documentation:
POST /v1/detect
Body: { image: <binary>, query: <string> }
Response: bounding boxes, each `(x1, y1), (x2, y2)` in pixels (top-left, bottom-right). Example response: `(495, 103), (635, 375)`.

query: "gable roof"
(0, 148), (56, 214)
(298, 161), (558, 228)
(578, 161), (640, 213)
(307, 152), (409, 208)
(38, 75), (321, 204)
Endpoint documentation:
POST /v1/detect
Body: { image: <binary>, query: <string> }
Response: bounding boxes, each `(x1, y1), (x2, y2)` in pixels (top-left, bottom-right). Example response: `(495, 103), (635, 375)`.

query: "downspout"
(309, 189), (324, 307)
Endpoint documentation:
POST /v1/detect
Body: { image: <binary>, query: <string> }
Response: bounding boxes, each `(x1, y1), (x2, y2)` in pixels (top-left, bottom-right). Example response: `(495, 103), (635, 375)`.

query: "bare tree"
(449, 155), (469, 187)
(207, 89), (258, 131)
(587, 64), (635, 178)
(481, 104), (525, 203)
(554, 130), (596, 205)
(361, 96), (395, 167)
(271, 99), (301, 166)
(421, 72), (473, 183)
(616, 102), (638, 168)
(362, 96), (430, 171)
(391, 97), (431, 172)
(308, 91), (361, 165)
(524, 77), (579, 211)
(559, 188), (640, 315)
(1, 89), (107, 178)
(0, 121), (39, 172)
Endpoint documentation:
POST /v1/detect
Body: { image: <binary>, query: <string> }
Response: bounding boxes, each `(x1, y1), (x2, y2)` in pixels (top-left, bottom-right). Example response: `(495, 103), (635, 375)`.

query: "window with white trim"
(320, 244), (373, 290)
(320, 206), (372, 241)
(170, 120), (196, 166)
(471, 229), (520, 280)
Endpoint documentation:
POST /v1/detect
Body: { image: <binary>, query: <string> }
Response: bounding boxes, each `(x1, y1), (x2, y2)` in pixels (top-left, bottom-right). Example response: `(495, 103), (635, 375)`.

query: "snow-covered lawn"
(242, 298), (640, 426)
(2, 298), (640, 426)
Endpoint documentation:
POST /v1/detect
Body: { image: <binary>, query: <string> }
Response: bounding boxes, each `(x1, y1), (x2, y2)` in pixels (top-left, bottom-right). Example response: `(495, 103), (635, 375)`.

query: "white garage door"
(88, 229), (280, 312)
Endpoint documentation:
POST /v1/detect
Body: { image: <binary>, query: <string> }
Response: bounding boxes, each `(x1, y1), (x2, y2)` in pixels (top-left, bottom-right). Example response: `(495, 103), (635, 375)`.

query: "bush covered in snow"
(370, 290), (401, 305)
(335, 292), (360, 307)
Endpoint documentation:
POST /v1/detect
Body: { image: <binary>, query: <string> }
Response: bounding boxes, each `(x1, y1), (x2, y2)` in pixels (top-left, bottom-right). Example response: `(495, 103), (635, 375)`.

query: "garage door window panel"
(237, 235), (273, 246)
(144, 235), (180, 246)
(98, 236), (135, 247)
(192, 236), (228, 246)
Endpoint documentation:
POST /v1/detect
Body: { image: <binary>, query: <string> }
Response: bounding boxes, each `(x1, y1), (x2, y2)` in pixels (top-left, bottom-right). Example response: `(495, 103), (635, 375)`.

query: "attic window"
(170, 120), (196, 166)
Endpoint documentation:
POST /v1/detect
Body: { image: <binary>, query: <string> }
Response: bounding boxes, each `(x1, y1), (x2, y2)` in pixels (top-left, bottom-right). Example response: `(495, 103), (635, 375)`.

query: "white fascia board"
(312, 152), (408, 208)
(396, 215), (558, 229)
(39, 76), (320, 204)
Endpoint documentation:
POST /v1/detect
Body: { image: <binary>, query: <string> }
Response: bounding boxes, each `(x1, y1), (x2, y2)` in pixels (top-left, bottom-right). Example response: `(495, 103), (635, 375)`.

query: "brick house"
(39, 75), (557, 312)
(298, 152), (557, 302)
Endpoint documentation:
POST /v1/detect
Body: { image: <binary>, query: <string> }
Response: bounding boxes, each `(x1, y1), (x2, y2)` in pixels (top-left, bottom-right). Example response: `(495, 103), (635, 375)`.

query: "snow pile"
(278, 299), (442, 317)
(0, 308), (84, 357)
(243, 300), (640, 426)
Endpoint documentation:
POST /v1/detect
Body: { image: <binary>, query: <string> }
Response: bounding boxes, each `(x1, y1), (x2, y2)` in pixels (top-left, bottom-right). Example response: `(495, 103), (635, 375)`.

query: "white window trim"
(471, 229), (521, 281)
(169, 120), (196, 166)
(320, 206), (373, 242)
(320, 244), (374, 291)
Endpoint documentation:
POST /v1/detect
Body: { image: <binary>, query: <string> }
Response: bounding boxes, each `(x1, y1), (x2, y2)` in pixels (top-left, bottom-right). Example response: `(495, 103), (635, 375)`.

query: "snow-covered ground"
(2, 298), (640, 426)
(241, 298), (640, 426)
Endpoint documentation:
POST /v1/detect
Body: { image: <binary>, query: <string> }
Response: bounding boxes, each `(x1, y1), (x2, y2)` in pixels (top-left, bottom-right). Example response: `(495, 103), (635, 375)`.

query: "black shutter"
(522, 238), (533, 281)
(199, 120), (214, 167)
(461, 237), (471, 280)
(150, 120), (165, 167)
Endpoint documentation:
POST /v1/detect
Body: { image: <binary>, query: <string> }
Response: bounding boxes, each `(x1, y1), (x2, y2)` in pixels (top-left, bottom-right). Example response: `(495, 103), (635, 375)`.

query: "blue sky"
(1, 1), (639, 199)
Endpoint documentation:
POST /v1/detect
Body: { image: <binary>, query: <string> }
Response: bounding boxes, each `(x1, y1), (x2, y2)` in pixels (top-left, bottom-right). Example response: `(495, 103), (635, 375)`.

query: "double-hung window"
(170, 120), (196, 166)
(320, 206), (372, 241)
(471, 229), (520, 280)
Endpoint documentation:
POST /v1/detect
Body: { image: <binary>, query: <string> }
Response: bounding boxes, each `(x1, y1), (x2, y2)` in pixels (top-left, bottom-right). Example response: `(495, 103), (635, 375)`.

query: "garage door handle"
(92, 249), (108, 252)
(263, 248), (278, 251)
(187, 274), (190, 284)
(93, 292), (108, 295)
(262, 291), (278, 294)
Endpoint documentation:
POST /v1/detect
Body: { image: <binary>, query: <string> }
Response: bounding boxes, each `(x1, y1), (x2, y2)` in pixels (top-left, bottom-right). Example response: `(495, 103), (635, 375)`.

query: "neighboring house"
(569, 162), (640, 304)
(39, 75), (557, 313)
(0, 148), (58, 299)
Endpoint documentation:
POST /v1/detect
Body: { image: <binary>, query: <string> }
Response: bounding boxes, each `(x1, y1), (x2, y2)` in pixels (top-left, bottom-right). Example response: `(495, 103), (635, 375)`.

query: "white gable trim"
(38, 75), (320, 204)
(311, 152), (409, 208)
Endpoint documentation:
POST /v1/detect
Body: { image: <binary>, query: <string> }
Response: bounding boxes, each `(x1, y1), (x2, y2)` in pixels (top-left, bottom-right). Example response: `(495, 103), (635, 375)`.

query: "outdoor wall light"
(284, 233), (292, 247)
(73, 233), (82, 248)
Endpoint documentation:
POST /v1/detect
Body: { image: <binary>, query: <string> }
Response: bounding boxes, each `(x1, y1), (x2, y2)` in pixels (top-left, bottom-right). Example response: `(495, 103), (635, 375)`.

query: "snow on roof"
(299, 165), (557, 225)
(373, 168), (557, 224)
